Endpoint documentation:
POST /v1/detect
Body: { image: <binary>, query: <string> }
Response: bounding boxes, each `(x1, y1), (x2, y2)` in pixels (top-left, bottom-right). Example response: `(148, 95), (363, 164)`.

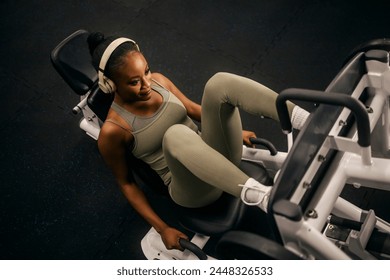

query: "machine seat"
(177, 160), (272, 236)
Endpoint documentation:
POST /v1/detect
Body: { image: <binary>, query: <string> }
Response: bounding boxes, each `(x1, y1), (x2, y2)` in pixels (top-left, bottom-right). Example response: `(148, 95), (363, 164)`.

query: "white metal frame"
(271, 54), (390, 259)
(73, 93), (101, 140)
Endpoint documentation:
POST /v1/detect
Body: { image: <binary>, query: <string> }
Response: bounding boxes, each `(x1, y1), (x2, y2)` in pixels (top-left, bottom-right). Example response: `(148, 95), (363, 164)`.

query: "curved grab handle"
(249, 137), (278, 155)
(179, 238), (208, 260)
(276, 88), (370, 147)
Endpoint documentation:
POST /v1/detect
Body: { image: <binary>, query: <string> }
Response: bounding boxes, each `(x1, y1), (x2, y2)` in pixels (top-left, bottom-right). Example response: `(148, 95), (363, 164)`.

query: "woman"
(87, 32), (308, 251)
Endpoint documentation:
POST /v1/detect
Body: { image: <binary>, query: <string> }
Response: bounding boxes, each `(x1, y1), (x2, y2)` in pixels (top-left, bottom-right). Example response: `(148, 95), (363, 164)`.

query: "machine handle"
(72, 96), (88, 115)
(249, 137), (278, 155)
(276, 88), (371, 147)
(329, 215), (362, 231)
(179, 238), (208, 260)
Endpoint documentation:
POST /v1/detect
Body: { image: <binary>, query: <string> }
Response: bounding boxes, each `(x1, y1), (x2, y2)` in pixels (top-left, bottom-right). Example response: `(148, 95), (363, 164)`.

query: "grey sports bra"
(110, 82), (169, 131)
(108, 80), (199, 185)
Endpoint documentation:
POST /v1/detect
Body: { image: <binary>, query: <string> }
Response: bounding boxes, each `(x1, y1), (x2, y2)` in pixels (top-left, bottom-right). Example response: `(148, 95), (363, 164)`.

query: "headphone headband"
(98, 37), (140, 93)
(98, 37), (140, 73)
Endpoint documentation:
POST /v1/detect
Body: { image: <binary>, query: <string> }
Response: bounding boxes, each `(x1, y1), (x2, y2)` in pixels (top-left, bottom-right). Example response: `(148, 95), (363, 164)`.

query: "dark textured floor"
(1, 0), (389, 260)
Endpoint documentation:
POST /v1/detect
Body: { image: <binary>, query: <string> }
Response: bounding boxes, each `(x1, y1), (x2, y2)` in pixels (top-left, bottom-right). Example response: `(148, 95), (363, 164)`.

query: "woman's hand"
(159, 226), (189, 251)
(242, 130), (256, 147)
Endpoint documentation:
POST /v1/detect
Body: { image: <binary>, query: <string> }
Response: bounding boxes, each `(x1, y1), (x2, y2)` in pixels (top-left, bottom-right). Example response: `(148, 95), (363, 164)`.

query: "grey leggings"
(163, 72), (294, 208)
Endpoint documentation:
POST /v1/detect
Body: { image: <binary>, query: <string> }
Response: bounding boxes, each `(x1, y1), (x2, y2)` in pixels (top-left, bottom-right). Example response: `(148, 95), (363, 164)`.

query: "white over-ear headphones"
(98, 37), (140, 93)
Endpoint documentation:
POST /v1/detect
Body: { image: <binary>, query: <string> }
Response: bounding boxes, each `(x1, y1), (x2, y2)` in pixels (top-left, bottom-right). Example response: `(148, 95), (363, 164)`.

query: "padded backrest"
(51, 29), (97, 95)
(342, 38), (390, 67)
(86, 84), (114, 121)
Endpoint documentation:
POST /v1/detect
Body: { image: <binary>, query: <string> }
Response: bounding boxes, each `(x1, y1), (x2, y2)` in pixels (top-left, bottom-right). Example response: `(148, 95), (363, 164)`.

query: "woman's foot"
(240, 178), (271, 212)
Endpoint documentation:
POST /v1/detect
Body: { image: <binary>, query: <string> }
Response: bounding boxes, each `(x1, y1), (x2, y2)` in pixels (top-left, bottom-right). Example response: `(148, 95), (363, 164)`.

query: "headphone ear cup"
(105, 77), (116, 93)
(99, 76), (116, 93)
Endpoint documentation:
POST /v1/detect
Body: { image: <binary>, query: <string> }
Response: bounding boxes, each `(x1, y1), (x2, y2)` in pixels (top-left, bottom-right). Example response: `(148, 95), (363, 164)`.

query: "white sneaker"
(291, 106), (310, 130)
(239, 178), (271, 212)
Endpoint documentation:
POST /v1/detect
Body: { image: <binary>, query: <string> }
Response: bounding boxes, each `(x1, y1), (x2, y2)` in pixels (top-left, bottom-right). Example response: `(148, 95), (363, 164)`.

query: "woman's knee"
(204, 72), (233, 94)
(202, 72), (236, 108)
(163, 124), (198, 155)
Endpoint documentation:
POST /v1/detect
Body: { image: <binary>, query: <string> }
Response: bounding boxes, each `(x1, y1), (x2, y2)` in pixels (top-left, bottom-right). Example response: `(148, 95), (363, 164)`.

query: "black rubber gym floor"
(1, 0), (389, 259)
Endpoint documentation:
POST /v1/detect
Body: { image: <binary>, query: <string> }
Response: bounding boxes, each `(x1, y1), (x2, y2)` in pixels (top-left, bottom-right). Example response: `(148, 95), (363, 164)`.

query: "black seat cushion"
(130, 153), (272, 235)
(177, 161), (272, 235)
(177, 192), (246, 236)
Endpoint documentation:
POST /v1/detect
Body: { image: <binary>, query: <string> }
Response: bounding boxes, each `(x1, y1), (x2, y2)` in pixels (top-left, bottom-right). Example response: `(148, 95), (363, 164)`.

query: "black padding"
(132, 156), (272, 236)
(131, 157), (272, 235)
(133, 154), (248, 235)
(87, 85), (114, 121)
(216, 231), (301, 260)
(239, 160), (273, 186)
(366, 229), (390, 256)
(329, 215), (362, 231)
(51, 29), (98, 95)
(249, 137), (278, 155)
(272, 199), (302, 221)
(177, 160), (272, 235)
(343, 38), (390, 66)
(365, 50), (389, 63)
(177, 192), (246, 235)
(130, 150), (251, 236)
(277, 88), (371, 147)
(179, 238), (208, 260)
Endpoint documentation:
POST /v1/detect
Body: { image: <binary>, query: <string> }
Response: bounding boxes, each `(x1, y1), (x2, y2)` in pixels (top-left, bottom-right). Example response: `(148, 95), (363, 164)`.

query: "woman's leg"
(200, 72), (295, 165)
(164, 72), (307, 210)
(163, 124), (270, 211)
(163, 124), (249, 208)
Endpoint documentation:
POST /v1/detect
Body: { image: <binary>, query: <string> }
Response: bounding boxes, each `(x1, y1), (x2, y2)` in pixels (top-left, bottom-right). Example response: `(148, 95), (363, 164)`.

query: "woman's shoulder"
(99, 115), (133, 146)
(151, 72), (174, 90)
(151, 72), (166, 82)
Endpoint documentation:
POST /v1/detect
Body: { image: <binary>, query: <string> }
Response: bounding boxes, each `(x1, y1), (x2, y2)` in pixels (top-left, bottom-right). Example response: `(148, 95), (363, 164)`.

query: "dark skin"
(98, 51), (256, 250)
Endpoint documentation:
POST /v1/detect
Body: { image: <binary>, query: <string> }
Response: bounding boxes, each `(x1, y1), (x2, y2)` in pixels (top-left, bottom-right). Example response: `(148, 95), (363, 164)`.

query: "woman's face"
(112, 51), (153, 102)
